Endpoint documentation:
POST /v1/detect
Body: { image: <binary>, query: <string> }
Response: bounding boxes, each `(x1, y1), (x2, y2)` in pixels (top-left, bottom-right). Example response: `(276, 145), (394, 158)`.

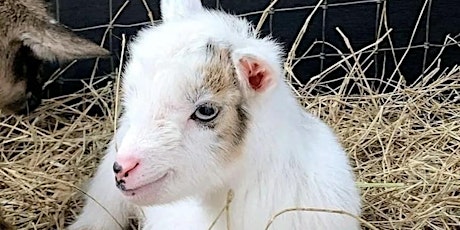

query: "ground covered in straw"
(1, 1), (460, 227)
(1, 62), (459, 229)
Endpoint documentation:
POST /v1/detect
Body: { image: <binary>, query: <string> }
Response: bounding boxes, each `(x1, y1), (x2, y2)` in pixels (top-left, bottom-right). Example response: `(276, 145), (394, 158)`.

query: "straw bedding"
(1, 61), (459, 229)
(1, 2), (460, 229)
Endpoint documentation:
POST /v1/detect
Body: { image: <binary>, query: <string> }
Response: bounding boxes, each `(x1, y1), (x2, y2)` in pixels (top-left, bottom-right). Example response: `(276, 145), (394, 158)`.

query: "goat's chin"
(120, 173), (197, 206)
(125, 193), (171, 207)
(120, 173), (174, 206)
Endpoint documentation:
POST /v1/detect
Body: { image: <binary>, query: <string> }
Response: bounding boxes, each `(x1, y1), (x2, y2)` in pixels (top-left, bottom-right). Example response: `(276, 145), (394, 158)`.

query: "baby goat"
(0, 0), (109, 115)
(69, 0), (361, 229)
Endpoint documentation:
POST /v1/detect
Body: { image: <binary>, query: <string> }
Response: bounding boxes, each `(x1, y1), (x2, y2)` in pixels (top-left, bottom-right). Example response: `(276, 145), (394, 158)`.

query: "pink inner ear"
(239, 57), (272, 92)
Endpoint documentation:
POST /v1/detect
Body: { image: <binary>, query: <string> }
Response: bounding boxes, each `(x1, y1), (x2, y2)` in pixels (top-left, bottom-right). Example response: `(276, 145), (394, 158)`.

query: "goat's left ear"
(161, 0), (203, 22)
(234, 55), (276, 94)
(20, 23), (110, 63)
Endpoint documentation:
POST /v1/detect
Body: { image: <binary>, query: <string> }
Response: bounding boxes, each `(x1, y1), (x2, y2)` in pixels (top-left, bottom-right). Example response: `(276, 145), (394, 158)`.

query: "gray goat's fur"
(0, 0), (110, 114)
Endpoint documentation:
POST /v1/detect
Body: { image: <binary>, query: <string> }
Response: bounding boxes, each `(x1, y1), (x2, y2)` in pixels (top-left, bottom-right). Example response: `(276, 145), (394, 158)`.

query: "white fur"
(68, 119), (136, 230)
(160, 0), (203, 23)
(69, 1), (361, 229)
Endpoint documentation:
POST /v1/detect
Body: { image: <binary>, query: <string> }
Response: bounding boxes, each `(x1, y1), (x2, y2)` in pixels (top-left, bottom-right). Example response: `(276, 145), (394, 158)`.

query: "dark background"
(43, 0), (460, 98)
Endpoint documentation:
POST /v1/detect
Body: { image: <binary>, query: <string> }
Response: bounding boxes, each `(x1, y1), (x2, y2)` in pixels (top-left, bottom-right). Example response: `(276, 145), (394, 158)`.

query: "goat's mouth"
(119, 171), (171, 200)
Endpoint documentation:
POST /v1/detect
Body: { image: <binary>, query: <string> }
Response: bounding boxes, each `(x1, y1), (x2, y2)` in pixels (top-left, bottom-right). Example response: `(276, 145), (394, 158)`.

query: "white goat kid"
(68, 0), (362, 229)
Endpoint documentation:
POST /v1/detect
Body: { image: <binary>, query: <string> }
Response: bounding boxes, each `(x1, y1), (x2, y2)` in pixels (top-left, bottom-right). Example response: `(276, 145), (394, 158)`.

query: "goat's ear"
(160, 0), (203, 22)
(233, 54), (277, 94)
(19, 23), (110, 62)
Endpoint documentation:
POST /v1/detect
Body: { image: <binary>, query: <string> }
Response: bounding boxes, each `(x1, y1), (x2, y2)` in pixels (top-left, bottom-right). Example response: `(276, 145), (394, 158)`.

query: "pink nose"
(113, 155), (140, 181)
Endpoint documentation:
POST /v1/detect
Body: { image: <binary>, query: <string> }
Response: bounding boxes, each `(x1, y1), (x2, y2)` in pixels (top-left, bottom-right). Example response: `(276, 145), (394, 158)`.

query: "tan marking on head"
(201, 44), (238, 96)
(200, 43), (249, 163)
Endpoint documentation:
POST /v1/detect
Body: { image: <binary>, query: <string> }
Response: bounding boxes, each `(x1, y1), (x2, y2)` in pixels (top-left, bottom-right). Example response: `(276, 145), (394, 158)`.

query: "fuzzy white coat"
(68, 1), (361, 229)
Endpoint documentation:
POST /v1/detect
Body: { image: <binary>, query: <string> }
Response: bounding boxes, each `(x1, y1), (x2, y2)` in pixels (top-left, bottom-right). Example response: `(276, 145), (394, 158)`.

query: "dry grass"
(1, 0), (460, 229)
(0, 78), (115, 229)
(301, 68), (460, 230)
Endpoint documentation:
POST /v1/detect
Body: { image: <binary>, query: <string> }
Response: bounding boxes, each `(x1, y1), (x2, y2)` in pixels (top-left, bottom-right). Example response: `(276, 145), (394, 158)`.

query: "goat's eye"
(193, 103), (219, 122)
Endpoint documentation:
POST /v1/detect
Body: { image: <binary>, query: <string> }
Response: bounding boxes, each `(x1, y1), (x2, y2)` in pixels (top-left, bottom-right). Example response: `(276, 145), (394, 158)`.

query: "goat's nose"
(113, 162), (122, 173)
(113, 156), (140, 180)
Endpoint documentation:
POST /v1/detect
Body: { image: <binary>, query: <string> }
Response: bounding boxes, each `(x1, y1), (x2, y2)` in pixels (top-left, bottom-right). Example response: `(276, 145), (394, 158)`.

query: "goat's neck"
(245, 84), (306, 166)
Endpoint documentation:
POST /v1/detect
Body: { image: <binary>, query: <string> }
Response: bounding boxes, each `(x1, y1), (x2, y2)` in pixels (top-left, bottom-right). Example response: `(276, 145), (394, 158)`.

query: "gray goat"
(0, 0), (110, 115)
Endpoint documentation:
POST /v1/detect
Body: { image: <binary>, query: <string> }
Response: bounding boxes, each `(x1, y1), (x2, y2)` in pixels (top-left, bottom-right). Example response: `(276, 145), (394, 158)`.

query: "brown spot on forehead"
(201, 42), (239, 96)
(199, 42), (250, 162)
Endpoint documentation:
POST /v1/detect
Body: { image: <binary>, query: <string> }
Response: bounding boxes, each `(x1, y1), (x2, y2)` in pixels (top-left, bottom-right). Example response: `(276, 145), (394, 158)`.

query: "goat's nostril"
(113, 157), (140, 183)
(113, 162), (123, 173)
(120, 163), (139, 178)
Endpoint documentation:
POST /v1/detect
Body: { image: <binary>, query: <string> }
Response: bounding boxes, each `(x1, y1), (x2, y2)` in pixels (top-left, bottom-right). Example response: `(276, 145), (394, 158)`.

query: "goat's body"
(214, 97), (360, 230)
(69, 2), (361, 230)
(141, 85), (360, 230)
(70, 83), (361, 230)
